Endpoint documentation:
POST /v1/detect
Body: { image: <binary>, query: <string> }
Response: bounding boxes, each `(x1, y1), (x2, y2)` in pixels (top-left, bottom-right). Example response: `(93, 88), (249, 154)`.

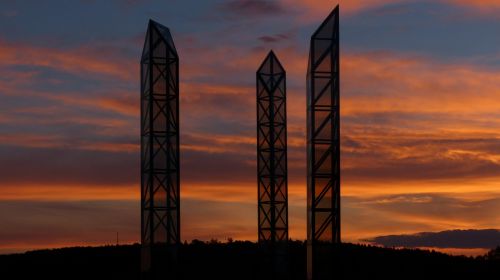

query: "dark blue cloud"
(367, 229), (500, 249)
(0, 146), (137, 186)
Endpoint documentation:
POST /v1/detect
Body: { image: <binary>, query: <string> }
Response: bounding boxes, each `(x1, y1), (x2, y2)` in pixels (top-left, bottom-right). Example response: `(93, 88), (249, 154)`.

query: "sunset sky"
(1, 0), (499, 255)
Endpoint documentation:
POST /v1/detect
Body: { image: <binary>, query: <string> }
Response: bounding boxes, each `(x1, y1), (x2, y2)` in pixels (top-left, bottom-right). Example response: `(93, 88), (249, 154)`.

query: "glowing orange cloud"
(0, 40), (134, 81)
(279, 0), (402, 21)
(282, 0), (500, 21)
(341, 53), (500, 115)
(0, 134), (62, 149)
(0, 184), (138, 201)
(2, 1), (500, 255)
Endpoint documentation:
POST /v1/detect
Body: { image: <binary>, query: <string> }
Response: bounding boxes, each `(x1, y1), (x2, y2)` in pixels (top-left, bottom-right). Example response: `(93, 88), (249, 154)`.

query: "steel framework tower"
(257, 51), (288, 280)
(306, 5), (340, 280)
(140, 19), (180, 280)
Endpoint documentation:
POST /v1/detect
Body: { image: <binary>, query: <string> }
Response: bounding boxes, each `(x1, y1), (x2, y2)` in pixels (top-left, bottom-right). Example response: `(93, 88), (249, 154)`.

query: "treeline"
(0, 241), (498, 279)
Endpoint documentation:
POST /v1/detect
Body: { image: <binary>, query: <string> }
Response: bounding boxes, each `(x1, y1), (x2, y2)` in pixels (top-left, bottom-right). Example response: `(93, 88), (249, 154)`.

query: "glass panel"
(314, 178), (332, 209)
(154, 183), (167, 206)
(316, 149), (332, 174)
(315, 79), (332, 107)
(313, 39), (331, 66)
(314, 111), (330, 133)
(315, 113), (332, 141)
(315, 49), (332, 73)
(315, 12), (335, 39)
(259, 58), (271, 75)
(314, 212), (332, 241)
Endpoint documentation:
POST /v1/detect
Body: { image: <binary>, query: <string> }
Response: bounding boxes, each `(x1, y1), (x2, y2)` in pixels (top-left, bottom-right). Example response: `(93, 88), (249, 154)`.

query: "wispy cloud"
(286, 0), (500, 20)
(220, 0), (287, 17)
(0, 0), (499, 251)
(0, 200), (139, 252)
(280, 0), (402, 21)
(0, 40), (135, 81)
(443, 0), (500, 11)
(257, 30), (295, 43)
(343, 193), (500, 242)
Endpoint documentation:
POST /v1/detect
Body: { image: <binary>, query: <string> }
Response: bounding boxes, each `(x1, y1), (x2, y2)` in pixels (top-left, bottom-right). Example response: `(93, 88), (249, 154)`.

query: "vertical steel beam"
(257, 51), (288, 280)
(141, 19), (180, 280)
(307, 5), (340, 280)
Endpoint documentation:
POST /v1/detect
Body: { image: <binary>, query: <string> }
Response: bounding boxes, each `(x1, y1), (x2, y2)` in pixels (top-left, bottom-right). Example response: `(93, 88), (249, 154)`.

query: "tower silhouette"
(306, 5), (340, 280)
(140, 19), (180, 280)
(257, 51), (289, 280)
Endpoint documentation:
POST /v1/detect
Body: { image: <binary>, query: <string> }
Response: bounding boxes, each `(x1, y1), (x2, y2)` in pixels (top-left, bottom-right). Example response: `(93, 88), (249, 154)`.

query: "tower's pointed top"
(312, 5), (339, 40)
(257, 50), (285, 75)
(142, 19), (178, 59)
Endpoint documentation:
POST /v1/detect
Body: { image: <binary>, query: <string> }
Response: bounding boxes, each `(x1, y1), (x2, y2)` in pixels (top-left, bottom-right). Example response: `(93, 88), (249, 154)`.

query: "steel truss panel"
(306, 5), (340, 280)
(257, 51), (289, 280)
(141, 19), (180, 280)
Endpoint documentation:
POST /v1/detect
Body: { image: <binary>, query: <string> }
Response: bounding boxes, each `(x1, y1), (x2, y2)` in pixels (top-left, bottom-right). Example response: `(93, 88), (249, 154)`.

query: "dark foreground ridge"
(1, 241), (498, 280)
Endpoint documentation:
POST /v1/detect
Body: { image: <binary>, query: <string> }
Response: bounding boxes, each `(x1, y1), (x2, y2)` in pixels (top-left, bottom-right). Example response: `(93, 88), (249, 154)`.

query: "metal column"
(257, 51), (289, 280)
(307, 5), (341, 280)
(141, 19), (180, 280)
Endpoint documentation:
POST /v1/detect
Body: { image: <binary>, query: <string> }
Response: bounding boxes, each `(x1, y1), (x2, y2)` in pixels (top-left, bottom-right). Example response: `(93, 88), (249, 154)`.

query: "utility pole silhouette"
(257, 51), (289, 280)
(140, 19), (180, 280)
(306, 5), (340, 280)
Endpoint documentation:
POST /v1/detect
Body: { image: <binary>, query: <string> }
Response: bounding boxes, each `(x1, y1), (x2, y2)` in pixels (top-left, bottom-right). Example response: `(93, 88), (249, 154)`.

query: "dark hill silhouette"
(0, 241), (498, 280)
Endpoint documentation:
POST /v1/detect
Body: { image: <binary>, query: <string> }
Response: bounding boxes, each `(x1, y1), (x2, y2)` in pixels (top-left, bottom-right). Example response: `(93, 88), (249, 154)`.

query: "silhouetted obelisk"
(307, 5), (340, 280)
(257, 51), (289, 280)
(140, 19), (180, 280)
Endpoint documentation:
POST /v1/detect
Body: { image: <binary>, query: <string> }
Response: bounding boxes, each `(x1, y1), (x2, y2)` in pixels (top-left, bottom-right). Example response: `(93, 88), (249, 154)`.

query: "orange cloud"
(0, 184), (138, 201)
(342, 192), (500, 246)
(332, 53), (500, 195)
(0, 123), (136, 153)
(0, 134), (62, 149)
(2, 1), (500, 254)
(182, 133), (255, 155)
(0, 40), (134, 81)
(280, 0), (402, 21)
(341, 52), (500, 115)
(283, 0), (500, 21)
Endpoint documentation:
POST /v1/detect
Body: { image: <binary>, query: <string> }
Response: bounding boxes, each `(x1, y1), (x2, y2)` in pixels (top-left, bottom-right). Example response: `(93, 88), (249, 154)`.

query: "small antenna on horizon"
(116, 232), (119, 246)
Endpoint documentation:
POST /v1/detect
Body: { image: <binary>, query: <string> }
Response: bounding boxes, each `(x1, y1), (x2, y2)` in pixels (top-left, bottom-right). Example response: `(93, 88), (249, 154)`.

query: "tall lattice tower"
(140, 19), (180, 280)
(257, 51), (289, 280)
(306, 5), (340, 280)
